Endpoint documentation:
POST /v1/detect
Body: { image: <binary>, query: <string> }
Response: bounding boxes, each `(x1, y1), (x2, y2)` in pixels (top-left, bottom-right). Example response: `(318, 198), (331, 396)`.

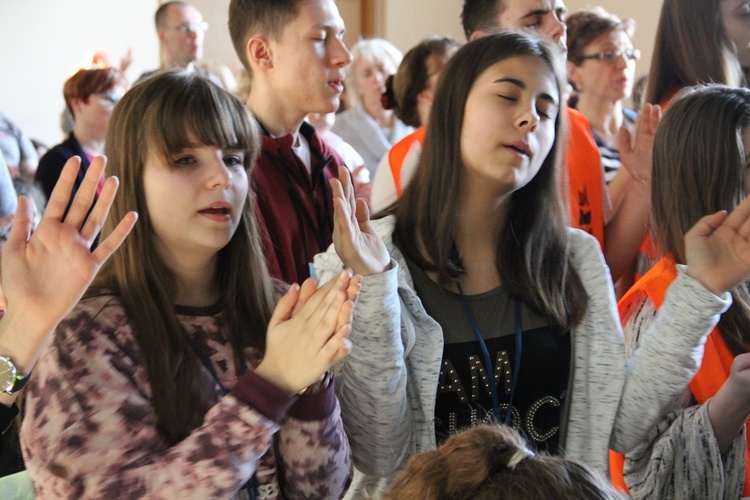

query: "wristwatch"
(0, 355), (30, 395)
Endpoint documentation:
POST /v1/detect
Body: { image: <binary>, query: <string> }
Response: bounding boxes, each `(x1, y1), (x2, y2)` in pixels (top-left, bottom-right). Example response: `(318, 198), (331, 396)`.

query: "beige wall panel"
(0, 0), (159, 147)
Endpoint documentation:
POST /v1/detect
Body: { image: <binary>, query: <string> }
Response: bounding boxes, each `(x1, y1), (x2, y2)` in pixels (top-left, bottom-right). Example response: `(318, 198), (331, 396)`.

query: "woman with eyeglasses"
(566, 8), (640, 184)
(35, 68), (127, 204)
(566, 8), (658, 295)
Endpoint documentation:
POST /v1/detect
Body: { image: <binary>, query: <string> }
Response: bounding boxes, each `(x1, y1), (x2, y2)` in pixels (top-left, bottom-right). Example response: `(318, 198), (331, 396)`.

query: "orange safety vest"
(388, 126), (427, 197)
(566, 108), (604, 249)
(610, 256), (750, 495)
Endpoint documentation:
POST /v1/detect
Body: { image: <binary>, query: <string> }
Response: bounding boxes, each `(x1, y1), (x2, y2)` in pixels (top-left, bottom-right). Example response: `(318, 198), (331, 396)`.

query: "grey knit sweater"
(315, 216), (730, 496)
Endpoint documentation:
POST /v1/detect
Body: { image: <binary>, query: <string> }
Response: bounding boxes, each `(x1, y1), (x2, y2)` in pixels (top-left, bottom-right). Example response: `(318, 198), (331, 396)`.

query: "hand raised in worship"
(684, 194), (750, 295)
(0, 155), (137, 334)
(619, 103), (662, 183)
(330, 165), (390, 276)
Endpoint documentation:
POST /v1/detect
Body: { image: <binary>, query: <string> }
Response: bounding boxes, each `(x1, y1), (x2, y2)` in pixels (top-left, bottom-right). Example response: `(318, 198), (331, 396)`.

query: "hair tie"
(506, 447), (534, 470)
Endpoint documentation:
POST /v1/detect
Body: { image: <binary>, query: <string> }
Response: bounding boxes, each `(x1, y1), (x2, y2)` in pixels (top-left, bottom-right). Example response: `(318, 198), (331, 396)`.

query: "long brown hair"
(386, 425), (622, 499)
(388, 35), (460, 127)
(645, 0), (743, 105)
(92, 70), (275, 444)
(652, 84), (750, 356)
(394, 31), (588, 330)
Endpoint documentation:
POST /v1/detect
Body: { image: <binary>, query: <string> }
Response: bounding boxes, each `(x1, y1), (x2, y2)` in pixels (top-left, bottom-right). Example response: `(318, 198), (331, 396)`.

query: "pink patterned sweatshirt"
(20, 295), (352, 499)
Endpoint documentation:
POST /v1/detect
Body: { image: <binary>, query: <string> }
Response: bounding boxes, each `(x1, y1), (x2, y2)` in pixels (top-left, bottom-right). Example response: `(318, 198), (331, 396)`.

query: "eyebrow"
(493, 77), (559, 106)
(313, 22), (345, 33)
(519, 5), (567, 19)
(520, 9), (549, 19)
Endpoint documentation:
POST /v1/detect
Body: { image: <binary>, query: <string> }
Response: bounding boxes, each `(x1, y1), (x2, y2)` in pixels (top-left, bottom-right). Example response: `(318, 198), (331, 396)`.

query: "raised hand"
(256, 270), (357, 394)
(0, 155), (137, 333)
(684, 194), (750, 295)
(619, 103), (662, 182)
(330, 165), (390, 276)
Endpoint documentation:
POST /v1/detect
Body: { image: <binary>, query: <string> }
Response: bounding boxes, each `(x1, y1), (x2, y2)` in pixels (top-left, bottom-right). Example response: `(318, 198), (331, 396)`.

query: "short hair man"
(228, 0), (352, 284)
(461, 0), (655, 283)
(138, 2), (221, 85)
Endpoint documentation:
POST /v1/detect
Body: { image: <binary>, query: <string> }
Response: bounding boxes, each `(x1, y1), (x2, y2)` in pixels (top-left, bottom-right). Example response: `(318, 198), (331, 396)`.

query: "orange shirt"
(565, 108), (604, 248)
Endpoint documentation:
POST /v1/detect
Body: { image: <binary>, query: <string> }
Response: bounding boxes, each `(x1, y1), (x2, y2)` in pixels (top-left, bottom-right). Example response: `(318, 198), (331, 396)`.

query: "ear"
(247, 36), (273, 70)
(566, 61), (582, 91)
(69, 97), (85, 117)
(416, 87), (434, 107)
(469, 30), (485, 42)
(157, 27), (167, 43)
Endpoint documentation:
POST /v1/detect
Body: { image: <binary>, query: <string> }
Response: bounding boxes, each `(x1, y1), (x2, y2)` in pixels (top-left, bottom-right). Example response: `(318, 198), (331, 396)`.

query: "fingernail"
(341, 323), (351, 337)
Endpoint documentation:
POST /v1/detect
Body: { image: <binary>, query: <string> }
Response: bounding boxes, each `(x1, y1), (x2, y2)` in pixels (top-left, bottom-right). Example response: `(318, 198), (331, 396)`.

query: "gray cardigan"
(314, 216), (730, 486)
(622, 296), (746, 499)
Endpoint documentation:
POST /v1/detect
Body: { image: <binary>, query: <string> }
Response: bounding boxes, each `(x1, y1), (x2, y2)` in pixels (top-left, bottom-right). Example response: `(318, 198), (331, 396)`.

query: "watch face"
(0, 362), (14, 393)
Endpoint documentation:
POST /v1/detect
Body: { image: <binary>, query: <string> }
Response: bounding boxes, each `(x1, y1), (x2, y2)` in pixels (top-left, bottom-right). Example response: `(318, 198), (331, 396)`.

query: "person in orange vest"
(371, 36), (459, 212)
(614, 85), (750, 498)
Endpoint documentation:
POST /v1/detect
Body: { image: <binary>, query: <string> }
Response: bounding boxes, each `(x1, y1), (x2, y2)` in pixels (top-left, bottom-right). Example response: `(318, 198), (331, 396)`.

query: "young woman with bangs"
(315, 31), (750, 495)
(21, 71), (357, 499)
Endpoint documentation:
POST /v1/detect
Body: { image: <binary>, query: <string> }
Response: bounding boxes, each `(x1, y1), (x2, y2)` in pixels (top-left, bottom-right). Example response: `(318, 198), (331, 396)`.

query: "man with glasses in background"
(138, 2), (223, 87)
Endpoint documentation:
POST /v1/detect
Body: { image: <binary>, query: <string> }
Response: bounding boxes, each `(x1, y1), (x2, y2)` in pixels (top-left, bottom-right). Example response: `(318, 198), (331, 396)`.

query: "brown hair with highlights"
(394, 31), (588, 331)
(651, 84), (750, 356)
(63, 68), (128, 117)
(645, 0), (743, 105)
(386, 425), (622, 500)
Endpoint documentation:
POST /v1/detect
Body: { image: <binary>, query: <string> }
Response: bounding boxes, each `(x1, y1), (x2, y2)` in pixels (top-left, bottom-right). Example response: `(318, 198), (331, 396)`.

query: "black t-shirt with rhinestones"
(402, 252), (572, 453)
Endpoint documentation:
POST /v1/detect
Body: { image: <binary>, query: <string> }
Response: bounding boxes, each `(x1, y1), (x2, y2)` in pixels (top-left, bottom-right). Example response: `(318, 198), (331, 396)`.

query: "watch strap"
(0, 355), (29, 395)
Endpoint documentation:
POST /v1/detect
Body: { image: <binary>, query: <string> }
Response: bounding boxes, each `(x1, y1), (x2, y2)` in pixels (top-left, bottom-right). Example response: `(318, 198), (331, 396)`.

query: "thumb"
(732, 351), (750, 374)
(268, 283), (299, 329)
(686, 210), (728, 240)
(618, 125), (632, 153)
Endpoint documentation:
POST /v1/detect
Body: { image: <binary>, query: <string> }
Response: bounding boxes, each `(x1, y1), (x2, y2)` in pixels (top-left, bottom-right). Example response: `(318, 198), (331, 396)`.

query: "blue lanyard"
(456, 284), (523, 426)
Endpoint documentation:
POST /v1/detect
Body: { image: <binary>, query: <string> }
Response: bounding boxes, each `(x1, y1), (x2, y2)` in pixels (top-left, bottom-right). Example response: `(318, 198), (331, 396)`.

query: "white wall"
(382, 0), (465, 53)
(191, 0), (239, 70)
(0, 0), (663, 148)
(380, 0), (662, 85)
(0, 0), (160, 148)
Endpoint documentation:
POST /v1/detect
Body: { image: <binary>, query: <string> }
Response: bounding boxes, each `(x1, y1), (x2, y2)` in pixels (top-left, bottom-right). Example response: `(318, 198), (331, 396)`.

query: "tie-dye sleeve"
(275, 377), (353, 498)
(20, 298), (294, 499)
